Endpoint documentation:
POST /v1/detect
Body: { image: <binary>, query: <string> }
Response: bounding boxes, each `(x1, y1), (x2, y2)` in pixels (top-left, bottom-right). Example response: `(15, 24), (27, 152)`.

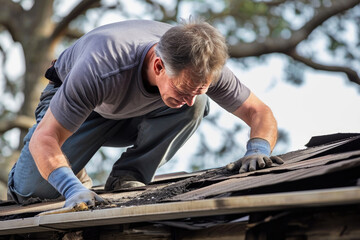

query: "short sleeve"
(50, 62), (103, 132)
(207, 66), (251, 113)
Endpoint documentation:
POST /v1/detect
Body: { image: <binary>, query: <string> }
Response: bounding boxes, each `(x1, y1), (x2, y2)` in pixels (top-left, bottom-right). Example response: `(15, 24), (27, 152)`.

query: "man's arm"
(29, 108), (72, 179)
(232, 92), (277, 150)
(228, 92), (283, 173)
(29, 108), (106, 207)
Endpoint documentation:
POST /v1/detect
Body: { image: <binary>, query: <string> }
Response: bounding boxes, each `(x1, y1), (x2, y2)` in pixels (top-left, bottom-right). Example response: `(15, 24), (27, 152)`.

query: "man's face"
(157, 67), (210, 108)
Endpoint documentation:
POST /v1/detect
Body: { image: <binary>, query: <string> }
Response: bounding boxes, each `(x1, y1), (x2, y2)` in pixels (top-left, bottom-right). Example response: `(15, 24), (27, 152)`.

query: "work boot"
(104, 175), (145, 191)
(76, 168), (93, 189)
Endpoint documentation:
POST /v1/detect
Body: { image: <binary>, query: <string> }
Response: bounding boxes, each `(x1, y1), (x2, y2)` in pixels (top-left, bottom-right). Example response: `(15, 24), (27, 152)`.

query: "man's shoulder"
(91, 20), (172, 34)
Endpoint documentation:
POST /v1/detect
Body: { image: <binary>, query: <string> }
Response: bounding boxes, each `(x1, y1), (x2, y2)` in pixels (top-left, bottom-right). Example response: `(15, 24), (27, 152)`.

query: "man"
(8, 19), (283, 208)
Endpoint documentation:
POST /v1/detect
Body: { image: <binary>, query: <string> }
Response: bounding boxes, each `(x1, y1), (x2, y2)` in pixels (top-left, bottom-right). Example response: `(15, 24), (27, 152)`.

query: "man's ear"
(154, 57), (164, 75)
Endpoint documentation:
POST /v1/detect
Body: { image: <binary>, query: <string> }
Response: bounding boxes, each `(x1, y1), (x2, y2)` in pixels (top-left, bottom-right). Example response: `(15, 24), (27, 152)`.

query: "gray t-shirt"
(51, 20), (250, 132)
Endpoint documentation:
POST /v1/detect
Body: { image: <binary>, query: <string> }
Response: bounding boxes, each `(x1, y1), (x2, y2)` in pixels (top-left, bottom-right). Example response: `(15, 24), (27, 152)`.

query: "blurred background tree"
(0, 0), (359, 199)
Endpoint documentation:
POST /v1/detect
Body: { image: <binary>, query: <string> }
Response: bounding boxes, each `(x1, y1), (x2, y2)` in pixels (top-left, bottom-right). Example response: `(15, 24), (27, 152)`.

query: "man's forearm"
(232, 92), (278, 151)
(28, 109), (72, 180)
(248, 106), (277, 150)
(29, 134), (70, 180)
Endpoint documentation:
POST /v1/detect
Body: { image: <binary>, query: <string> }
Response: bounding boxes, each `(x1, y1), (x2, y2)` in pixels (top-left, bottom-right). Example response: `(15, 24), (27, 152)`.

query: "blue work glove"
(226, 138), (284, 173)
(48, 167), (107, 208)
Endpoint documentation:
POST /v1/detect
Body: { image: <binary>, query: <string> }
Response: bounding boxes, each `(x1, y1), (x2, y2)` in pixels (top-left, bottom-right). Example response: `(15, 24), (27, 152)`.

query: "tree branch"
(144, 0), (181, 22)
(257, 0), (287, 7)
(50, 0), (101, 41)
(0, 116), (35, 134)
(64, 27), (85, 40)
(0, 0), (24, 42)
(287, 49), (360, 85)
(26, 0), (54, 35)
(229, 0), (360, 58)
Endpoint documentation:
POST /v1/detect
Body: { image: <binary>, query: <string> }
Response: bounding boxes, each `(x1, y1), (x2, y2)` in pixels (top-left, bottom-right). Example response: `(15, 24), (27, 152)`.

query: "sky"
(1, 0), (360, 178)
(228, 57), (360, 151)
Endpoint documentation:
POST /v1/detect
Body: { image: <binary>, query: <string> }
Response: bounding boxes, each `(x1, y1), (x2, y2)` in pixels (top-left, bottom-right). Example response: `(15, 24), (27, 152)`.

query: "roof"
(1, 133), (360, 239)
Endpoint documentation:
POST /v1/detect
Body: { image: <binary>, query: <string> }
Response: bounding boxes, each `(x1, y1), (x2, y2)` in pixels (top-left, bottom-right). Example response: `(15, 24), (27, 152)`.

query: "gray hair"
(155, 18), (228, 86)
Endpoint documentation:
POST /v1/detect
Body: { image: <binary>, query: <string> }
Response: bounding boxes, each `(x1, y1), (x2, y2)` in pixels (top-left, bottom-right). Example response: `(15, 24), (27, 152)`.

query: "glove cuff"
(245, 138), (271, 157)
(48, 167), (88, 199)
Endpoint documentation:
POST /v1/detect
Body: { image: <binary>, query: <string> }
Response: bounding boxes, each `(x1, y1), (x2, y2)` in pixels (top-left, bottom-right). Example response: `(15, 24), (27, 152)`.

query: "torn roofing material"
(0, 133), (360, 236)
(114, 134), (360, 205)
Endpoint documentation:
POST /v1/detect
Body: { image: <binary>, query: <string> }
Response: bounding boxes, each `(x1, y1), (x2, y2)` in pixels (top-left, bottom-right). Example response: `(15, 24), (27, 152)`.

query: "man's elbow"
(251, 104), (276, 124)
(264, 105), (277, 123)
(28, 130), (39, 156)
(262, 105), (277, 129)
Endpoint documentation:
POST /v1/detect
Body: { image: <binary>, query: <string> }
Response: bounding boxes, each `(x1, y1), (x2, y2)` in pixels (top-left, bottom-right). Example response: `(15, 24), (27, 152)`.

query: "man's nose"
(184, 95), (197, 106)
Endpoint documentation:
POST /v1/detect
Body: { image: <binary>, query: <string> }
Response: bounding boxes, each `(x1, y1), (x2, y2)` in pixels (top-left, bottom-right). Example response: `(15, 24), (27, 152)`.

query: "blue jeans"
(8, 84), (209, 203)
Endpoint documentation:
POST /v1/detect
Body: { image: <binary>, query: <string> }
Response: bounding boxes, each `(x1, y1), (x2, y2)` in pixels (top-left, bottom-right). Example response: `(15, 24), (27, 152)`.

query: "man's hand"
(64, 188), (106, 208)
(48, 167), (108, 208)
(226, 154), (284, 173)
(226, 138), (284, 173)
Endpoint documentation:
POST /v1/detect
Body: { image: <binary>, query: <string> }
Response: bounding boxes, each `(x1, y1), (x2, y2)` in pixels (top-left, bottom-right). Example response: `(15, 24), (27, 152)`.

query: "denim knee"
(7, 83), (61, 202)
(8, 143), (60, 202)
